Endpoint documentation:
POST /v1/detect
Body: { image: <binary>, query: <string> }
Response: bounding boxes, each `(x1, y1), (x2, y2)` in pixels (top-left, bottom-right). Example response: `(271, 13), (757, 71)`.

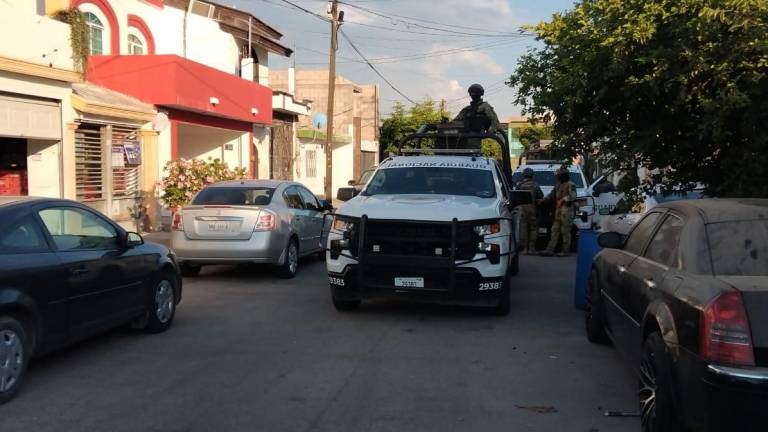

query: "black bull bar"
(321, 213), (520, 293)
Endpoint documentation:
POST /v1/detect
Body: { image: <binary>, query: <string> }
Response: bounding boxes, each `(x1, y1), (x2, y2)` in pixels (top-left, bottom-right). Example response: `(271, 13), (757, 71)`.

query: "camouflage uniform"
(454, 101), (501, 133)
(517, 178), (543, 252)
(543, 180), (577, 255)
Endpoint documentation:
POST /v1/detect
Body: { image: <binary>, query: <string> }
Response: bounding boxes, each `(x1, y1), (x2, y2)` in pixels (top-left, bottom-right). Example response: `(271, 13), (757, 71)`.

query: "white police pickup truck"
(326, 125), (531, 315)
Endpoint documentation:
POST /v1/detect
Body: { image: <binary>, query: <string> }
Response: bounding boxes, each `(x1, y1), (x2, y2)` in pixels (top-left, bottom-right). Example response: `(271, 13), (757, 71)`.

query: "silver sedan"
(171, 180), (332, 278)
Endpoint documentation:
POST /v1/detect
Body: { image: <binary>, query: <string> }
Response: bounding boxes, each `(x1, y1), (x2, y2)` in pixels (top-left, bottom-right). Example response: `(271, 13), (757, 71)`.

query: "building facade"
(0, 0), (291, 230)
(270, 69), (380, 197)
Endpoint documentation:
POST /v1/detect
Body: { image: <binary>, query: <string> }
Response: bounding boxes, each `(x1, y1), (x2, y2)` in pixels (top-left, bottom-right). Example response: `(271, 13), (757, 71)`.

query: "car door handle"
(617, 265), (627, 273)
(645, 278), (656, 288)
(70, 267), (89, 276)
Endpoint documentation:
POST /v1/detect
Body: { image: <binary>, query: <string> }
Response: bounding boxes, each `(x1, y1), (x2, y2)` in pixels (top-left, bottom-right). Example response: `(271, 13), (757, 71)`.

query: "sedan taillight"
(171, 212), (184, 231)
(254, 210), (276, 232)
(700, 291), (755, 367)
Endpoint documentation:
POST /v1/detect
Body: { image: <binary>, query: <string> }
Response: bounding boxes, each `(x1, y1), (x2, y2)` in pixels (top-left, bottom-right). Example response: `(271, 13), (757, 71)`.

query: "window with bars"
(111, 126), (140, 199)
(306, 150), (317, 178)
(75, 124), (105, 202)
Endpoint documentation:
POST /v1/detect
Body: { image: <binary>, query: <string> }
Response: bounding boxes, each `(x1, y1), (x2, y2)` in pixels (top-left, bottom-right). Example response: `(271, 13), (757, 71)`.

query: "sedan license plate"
(394, 277), (424, 288)
(208, 222), (230, 232)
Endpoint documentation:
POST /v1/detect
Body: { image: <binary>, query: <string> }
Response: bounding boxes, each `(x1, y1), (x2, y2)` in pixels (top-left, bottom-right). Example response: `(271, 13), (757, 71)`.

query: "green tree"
(516, 125), (553, 150)
(509, 0), (768, 197)
(380, 100), (448, 156)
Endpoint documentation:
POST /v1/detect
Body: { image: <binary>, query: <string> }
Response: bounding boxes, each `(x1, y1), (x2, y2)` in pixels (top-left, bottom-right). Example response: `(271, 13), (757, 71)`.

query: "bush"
(158, 158), (247, 209)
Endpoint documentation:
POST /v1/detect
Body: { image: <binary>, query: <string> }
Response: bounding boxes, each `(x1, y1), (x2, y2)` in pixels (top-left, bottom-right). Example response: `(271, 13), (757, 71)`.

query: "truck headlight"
(474, 222), (500, 237)
(332, 217), (357, 234)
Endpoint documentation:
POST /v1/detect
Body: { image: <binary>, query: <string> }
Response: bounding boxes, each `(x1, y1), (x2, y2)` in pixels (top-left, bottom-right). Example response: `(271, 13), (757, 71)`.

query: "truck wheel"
(491, 282), (511, 316)
(180, 263), (201, 278)
(508, 253), (520, 277)
(333, 297), (360, 312)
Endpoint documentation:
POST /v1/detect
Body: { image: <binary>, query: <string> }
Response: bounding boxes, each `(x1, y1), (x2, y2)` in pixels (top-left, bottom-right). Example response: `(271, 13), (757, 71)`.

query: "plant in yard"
(158, 158), (247, 210)
(508, 0), (768, 198)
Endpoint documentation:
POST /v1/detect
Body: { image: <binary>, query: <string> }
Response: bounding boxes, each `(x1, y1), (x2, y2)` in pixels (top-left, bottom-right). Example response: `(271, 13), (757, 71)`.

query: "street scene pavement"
(0, 255), (637, 432)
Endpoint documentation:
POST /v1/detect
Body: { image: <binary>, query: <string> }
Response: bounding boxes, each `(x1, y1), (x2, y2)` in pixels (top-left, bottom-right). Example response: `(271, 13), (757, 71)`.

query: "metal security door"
(270, 121), (293, 181)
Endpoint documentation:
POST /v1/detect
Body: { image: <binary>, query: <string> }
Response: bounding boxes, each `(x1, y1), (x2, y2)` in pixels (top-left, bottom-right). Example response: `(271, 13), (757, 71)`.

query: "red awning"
(88, 55), (272, 125)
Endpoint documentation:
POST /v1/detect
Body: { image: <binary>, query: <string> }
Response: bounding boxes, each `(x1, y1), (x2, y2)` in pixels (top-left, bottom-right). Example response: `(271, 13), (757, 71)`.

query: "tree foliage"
(380, 100), (448, 155)
(509, 0), (768, 197)
(516, 125), (553, 150)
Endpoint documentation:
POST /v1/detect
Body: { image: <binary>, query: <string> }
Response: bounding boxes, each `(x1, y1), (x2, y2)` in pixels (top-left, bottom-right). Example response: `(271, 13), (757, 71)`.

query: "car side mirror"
(592, 191), (601, 198)
(126, 232), (144, 248)
(597, 232), (623, 249)
(337, 187), (358, 202)
(509, 190), (534, 209)
(319, 199), (334, 212)
(580, 211), (589, 223)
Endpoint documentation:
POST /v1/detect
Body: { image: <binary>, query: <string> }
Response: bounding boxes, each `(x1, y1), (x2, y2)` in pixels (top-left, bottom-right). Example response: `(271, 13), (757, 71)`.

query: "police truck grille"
(364, 221), (476, 260)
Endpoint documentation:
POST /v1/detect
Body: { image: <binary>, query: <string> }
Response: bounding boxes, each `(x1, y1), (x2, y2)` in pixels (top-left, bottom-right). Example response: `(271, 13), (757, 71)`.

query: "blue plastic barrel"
(574, 229), (602, 310)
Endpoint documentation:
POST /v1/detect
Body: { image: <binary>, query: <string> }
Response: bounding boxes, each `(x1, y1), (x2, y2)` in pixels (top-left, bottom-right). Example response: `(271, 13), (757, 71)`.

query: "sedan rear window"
(707, 220), (768, 276)
(192, 187), (274, 206)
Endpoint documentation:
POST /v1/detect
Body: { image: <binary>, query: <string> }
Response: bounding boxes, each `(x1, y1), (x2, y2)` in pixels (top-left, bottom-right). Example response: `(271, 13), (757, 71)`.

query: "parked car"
(328, 125), (529, 315)
(0, 197), (181, 404)
(586, 199), (768, 432)
(598, 188), (705, 234)
(171, 180), (332, 278)
(337, 166), (377, 202)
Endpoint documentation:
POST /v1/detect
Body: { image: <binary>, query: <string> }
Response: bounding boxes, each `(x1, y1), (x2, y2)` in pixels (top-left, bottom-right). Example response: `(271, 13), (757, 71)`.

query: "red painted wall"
(88, 55), (273, 125)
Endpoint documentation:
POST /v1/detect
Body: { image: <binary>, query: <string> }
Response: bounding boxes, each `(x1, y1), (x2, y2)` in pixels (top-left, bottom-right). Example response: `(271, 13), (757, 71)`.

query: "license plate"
(394, 277), (424, 288)
(208, 222), (230, 231)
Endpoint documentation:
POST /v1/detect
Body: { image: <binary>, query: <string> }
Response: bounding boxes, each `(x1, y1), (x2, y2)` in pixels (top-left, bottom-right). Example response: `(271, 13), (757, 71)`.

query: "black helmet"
(468, 83), (484, 96)
(523, 168), (534, 178)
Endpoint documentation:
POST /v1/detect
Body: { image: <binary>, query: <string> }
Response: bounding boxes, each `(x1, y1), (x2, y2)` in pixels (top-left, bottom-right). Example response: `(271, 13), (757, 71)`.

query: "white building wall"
(0, 1), (75, 71)
(27, 139), (62, 198)
(254, 127), (270, 179)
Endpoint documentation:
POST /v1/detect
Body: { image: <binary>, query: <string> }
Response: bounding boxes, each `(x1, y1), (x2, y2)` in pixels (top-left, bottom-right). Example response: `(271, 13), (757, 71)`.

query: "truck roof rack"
(397, 121), (512, 183)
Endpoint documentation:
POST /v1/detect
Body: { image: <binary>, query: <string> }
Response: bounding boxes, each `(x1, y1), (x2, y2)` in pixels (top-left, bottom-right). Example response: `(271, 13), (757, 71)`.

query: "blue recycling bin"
(574, 229), (602, 310)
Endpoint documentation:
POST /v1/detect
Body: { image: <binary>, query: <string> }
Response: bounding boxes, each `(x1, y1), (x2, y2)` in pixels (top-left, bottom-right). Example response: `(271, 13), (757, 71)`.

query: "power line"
(338, 1), (524, 37)
(339, 28), (416, 104)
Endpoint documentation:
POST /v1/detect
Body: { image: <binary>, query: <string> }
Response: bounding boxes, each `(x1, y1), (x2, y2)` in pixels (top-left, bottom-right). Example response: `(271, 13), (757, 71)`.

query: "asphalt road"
(0, 255), (639, 432)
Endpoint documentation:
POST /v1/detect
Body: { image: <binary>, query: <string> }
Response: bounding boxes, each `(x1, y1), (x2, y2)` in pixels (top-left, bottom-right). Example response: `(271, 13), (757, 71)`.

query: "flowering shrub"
(158, 158), (248, 209)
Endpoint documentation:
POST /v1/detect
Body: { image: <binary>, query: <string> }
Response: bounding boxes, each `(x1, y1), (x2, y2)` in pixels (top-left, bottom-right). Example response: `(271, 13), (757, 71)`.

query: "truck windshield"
(364, 167), (496, 198)
(512, 171), (584, 188)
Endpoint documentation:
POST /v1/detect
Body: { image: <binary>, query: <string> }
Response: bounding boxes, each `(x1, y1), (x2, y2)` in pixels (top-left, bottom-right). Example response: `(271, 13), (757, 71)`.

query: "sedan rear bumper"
(171, 230), (287, 265)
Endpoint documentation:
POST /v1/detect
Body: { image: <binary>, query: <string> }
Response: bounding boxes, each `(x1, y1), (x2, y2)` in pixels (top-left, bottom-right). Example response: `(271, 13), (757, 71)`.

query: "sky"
(229, 0), (577, 120)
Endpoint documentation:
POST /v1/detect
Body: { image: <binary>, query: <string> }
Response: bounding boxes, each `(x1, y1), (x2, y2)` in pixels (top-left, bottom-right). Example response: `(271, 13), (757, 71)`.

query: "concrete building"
(0, 0), (292, 230)
(271, 69), (380, 197)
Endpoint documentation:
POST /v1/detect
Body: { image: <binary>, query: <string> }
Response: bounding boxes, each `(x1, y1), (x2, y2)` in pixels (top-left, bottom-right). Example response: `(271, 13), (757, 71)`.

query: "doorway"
(0, 137), (28, 196)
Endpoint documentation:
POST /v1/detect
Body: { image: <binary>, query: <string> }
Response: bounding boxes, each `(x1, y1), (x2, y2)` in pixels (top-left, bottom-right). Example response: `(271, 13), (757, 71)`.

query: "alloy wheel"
(0, 330), (22, 392)
(639, 350), (658, 431)
(155, 280), (175, 324)
(288, 244), (298, 274)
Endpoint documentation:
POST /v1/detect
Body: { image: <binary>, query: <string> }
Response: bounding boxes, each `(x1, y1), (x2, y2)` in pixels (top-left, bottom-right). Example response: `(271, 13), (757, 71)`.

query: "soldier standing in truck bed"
(454, 84), (501, 133)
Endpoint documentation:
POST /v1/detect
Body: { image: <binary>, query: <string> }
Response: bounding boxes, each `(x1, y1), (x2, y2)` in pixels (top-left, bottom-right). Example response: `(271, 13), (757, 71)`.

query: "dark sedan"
(586, 199), (768, 432)
(0, 197), (182, 404)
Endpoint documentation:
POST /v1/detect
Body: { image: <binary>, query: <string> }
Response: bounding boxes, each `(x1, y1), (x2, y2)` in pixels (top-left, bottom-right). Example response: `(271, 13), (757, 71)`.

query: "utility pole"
(324, 0), (341, 201)
(440, 99), (447, 121)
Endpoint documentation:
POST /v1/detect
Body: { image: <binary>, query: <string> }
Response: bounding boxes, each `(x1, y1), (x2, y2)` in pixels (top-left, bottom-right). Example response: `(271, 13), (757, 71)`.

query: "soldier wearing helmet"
(540, 166), (577, 257)
(454, 84), (501, 133)
(516, 168), (544, 254)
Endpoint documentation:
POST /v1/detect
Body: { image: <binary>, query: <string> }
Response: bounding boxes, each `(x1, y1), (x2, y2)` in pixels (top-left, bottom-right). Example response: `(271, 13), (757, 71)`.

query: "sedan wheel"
(639, 332), (680, 432)
(276, 239), (299, 279)
(639, 349), (657, 431)
(155, 280), (175, 324)
(141, 274), (177, 333)
(0, 330), (23, 393)
(0, 317), (28, 405)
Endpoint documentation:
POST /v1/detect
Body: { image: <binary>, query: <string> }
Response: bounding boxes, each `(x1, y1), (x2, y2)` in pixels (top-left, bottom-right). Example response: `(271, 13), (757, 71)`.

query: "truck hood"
(336, 194), (501, 222)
